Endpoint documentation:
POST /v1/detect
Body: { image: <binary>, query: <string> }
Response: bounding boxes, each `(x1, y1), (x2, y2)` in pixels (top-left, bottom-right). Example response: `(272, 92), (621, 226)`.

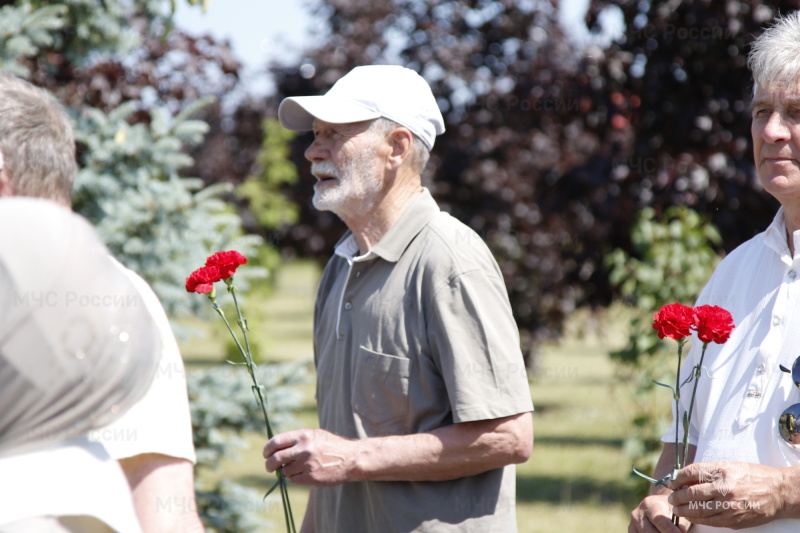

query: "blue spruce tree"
(0, 0), (263, 318)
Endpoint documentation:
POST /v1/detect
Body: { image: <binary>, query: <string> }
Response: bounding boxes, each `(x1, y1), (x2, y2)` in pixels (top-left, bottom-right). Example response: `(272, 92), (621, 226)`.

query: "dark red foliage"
(263, 1), (798, 365)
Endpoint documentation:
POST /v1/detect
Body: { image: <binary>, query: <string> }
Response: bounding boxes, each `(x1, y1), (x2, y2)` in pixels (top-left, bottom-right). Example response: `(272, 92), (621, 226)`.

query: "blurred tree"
(0, 0), (264, 318)
(606, 206), (722, 365)
(590, 0), (800, 250)
(237, 119), (299, 232)
(260, 0), (799, 367)
(234, 118), (300, 276)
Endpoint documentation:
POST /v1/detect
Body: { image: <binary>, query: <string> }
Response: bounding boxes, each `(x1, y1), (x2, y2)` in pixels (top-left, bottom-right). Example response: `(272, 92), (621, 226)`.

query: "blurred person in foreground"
(262, 65), (534, 532)
(629, 11), (800, 533)
(0, 72), (203, 532)
(0, 197), (159, 532)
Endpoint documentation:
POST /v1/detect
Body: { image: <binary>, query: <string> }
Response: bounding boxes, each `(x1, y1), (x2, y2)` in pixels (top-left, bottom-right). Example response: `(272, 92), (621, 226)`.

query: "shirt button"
(789, 270), (797, 280)
(756, 363), (765, 374)
(773, 315), (782, 326)
(355, 271), (361, 278)
(344, 302), (352, 310)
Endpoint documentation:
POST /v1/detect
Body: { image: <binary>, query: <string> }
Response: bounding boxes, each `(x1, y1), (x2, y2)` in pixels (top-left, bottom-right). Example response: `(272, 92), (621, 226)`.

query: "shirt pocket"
(352, 346), (411, 435)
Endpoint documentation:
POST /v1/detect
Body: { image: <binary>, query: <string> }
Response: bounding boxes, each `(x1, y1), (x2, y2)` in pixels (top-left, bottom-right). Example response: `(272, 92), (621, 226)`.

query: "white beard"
(311, 147), (383, 215)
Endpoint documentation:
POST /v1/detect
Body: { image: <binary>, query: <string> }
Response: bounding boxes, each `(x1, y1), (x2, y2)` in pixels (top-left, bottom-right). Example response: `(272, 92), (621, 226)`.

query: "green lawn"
(181, 261), (652, 532)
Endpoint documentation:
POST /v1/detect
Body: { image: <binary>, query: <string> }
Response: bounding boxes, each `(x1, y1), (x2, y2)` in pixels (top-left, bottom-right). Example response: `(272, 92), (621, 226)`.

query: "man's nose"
(305, 137), (328, 163)
(762, 111), (791, 143)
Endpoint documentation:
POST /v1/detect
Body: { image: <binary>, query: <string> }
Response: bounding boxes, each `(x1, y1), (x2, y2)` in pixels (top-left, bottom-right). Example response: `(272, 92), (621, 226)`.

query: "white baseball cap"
(278, 65), (445, 150)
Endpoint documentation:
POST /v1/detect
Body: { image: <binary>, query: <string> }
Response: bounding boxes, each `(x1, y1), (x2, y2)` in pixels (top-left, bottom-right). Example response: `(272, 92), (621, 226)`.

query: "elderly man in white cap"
(263, 65), (534, 532)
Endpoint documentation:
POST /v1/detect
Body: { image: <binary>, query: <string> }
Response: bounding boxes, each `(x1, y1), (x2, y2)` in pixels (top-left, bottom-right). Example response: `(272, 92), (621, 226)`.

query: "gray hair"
(370, 117), (431, 173)
(748, 11), (800, 91)
(0, 73), (76, 206)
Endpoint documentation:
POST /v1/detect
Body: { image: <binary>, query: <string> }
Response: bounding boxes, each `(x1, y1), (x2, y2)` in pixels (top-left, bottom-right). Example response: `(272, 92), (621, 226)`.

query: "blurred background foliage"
(5, 0), (800, 523)
(607, 205), (721, 365)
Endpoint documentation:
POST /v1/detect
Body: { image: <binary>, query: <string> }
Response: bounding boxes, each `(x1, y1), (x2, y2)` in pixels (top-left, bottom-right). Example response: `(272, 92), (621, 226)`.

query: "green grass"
(181, 261), (648, 532)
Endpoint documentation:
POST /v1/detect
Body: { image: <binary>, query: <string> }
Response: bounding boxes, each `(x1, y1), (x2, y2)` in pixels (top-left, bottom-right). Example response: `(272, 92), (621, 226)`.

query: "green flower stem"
(207, 285), (297, 533)
(228, 280), (295, 533)
(671, 338), (686, 528)
(673, 338), (685, 476)
(227, 280), (253, 353)
(280, 477), (296, 533)
(682, 342), (709, 468)
(225, 280), (275, 439)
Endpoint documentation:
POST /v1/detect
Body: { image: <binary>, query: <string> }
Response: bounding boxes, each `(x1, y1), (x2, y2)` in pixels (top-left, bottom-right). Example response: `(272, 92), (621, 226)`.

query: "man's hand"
(629, 443), (695, 533)
(670, 461), (786, 529)
(629, 493), (689, 533)
(263, 429), (360, 486)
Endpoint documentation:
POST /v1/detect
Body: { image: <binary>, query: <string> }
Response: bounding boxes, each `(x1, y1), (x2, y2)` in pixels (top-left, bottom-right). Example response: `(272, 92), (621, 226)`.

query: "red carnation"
(205, 250), (247, 279)
(693, 305), (735, 344)
(186, 265), (221, 294)
(653, 303), (695, 340)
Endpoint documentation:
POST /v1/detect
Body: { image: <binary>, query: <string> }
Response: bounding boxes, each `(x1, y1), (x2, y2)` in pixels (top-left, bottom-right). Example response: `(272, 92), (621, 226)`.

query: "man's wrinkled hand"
(263, 429), (359, 487)
(670, 461), (784, 529)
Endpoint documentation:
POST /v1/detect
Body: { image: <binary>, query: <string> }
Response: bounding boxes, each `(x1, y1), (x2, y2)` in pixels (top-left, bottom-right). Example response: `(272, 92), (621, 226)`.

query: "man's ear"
(0, 150), (14, 198)
(385, 127), (413, 170)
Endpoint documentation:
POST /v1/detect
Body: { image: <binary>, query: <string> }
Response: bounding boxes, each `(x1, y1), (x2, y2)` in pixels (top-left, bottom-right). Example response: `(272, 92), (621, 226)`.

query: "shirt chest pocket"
(352, 347), (411, 435)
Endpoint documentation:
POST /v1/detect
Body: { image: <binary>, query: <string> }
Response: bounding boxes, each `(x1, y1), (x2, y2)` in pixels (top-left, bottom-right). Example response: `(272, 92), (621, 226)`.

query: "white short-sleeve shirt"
(662, 207), (800, 532)
(91, 263), (196, 463)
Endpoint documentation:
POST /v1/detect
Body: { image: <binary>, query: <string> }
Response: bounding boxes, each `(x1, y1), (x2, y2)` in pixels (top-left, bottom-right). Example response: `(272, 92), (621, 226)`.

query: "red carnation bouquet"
(187, 251), (297, 533)
(635, 303), (735, 525)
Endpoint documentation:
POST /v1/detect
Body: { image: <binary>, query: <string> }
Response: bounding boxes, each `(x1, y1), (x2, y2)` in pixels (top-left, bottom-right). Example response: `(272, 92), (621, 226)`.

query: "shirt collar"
(333, 188), (441, 264)
(763, 206), (797, 261)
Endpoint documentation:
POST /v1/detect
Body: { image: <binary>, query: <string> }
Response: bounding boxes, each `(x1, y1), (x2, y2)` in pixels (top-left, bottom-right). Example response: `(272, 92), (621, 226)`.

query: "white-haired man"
(630, 11), (800, 533)
(263, 65), (534, 532)
(0, 72), (203, 532)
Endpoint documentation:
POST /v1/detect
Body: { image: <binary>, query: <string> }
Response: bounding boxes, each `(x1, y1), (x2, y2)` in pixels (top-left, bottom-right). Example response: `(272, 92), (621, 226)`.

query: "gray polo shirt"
(313, 189), (533, 532)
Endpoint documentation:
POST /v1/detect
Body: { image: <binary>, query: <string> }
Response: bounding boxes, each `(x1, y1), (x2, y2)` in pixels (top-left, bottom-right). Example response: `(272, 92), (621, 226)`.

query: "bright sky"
(173, 0), (316, 95)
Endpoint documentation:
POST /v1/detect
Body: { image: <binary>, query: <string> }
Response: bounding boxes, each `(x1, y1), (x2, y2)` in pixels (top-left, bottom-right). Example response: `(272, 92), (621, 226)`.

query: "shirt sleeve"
(427, 268), (534, 424)
(91, 264), (197, 463)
